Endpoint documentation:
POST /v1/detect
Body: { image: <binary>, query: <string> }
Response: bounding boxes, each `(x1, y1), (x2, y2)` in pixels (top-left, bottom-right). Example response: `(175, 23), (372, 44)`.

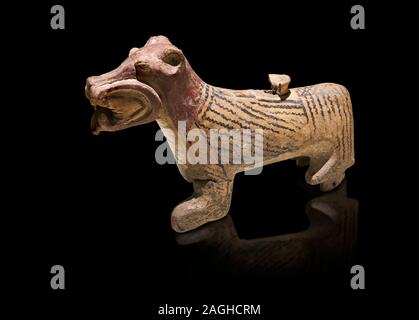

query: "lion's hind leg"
(305, 147), (347, 192)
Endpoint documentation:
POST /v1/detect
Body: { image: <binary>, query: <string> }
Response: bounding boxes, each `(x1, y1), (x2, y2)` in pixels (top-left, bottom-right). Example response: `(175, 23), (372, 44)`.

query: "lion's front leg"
(171, 178), (234, 233)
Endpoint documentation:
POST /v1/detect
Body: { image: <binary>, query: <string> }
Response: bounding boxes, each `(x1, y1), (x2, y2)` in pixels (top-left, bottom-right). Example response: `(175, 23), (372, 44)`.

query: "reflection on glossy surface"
(176, 181), (358, 286)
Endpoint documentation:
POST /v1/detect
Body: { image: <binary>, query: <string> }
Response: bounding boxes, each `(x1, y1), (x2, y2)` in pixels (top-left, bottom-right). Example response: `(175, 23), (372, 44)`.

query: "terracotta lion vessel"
(85, 35), (355, 233)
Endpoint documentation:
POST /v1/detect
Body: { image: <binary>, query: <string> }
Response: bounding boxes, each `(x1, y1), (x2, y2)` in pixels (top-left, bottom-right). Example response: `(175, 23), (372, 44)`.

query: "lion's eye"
(162, 51), (182, 66)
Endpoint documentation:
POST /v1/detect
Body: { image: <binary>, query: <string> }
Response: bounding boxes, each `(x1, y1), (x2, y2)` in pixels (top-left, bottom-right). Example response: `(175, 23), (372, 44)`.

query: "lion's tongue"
(90, 107), (112, 135)
(90, 113), (101, 135)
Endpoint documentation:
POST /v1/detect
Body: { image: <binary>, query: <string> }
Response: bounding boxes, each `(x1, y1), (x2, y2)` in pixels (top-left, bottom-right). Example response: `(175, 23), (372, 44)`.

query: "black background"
(4, 0), (401, 317)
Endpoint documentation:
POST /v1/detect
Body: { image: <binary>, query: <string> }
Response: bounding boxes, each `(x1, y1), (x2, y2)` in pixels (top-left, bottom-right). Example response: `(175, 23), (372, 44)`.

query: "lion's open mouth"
(87, 79), (161, 135)
(89, 89), (153, 135)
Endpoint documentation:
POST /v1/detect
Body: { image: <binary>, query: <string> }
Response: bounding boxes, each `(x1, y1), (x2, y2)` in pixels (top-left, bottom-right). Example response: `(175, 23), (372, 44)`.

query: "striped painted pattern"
(193, 82), (354, 168)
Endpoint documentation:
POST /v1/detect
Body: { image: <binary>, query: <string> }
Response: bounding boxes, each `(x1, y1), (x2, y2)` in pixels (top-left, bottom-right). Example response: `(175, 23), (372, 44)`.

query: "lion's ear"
(129, 47), (138, 56)
(145, 35), (172, 46)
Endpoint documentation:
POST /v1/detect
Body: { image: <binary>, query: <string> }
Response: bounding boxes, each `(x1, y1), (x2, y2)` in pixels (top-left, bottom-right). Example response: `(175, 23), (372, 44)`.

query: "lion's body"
(162, 82), (354, 189)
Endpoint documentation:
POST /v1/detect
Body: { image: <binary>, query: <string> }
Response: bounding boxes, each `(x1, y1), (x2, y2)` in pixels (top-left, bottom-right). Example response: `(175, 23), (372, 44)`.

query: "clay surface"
(85, 36), (355, 233)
